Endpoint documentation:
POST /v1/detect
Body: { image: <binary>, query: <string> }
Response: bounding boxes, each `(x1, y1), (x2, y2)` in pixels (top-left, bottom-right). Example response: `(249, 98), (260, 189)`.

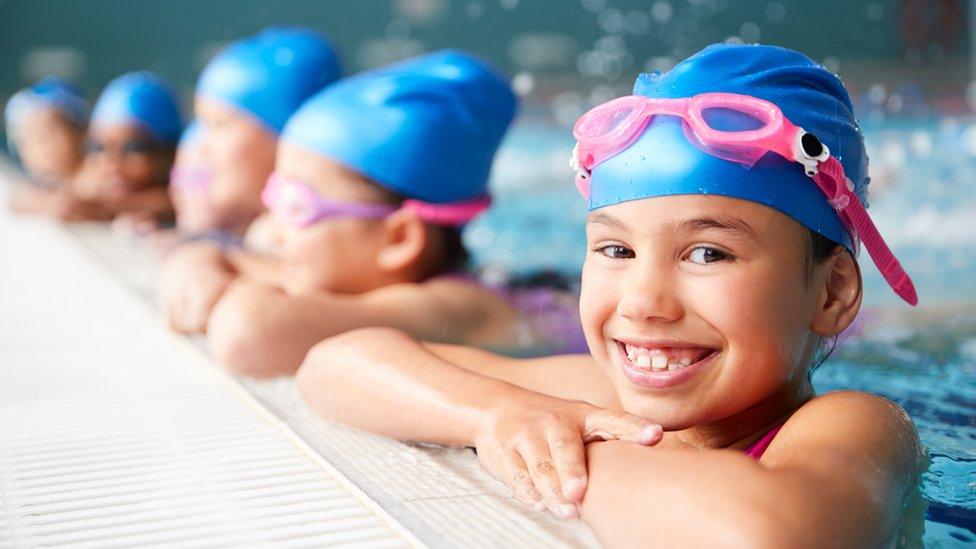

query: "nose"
(616, 256), (683, 324)
(101, 156), (125, 178)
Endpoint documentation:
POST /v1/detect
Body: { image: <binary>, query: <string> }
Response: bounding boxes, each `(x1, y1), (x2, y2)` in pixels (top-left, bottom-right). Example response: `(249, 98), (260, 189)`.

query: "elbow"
(585, 498), (800, 549)
(684, 485), (820, 549)
(295, 339), (340, 418)
(296, 327), (410, 420)
(712, 506), (802, 549)
(207, 282), (290, 378)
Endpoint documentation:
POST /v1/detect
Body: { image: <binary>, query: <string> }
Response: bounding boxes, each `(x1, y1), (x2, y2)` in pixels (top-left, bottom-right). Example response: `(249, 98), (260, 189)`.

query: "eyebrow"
(668, 215), (759, 239)
(586, 212), (629, 232)
(587, 211), (759, 240)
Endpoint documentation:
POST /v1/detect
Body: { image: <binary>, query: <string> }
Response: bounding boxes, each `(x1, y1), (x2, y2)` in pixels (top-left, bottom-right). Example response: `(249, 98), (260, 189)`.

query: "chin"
(281, 275), (313, 297)
(616, 392), (700, 430)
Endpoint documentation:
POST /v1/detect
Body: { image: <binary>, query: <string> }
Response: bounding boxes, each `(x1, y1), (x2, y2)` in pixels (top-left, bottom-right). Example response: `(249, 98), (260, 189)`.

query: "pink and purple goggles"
(261, 171), (491, 229)
(169, 165), (213, 195)
(570, 92), (918, 306)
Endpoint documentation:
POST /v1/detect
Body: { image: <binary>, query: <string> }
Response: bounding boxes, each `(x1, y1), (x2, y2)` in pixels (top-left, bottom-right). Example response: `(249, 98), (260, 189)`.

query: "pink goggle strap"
(402, 196), (491, 227)
(262, 173), (490, 229)
(170, 165), (213, 192)
(815, 158), (917, 306)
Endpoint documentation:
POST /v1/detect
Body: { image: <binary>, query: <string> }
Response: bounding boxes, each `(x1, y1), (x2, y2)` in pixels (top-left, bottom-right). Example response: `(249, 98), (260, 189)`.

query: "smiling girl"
(295, 44), (925, 546)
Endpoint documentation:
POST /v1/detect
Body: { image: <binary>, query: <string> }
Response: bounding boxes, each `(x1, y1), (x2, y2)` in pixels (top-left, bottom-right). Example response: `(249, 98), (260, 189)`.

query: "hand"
(49, 192), (90, 221)
(46, 191), (113, 222)
(112, 211), (160, 237)
(472, 393), (662, 519)
(158, 243), (236, 333)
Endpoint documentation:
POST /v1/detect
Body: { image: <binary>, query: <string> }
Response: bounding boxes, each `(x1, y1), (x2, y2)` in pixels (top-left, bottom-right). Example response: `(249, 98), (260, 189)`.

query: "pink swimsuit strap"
(743, 423), (785, 460)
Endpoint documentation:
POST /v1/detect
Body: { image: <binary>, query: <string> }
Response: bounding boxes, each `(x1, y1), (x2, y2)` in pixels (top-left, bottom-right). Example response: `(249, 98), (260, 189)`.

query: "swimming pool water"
(469, 116), (976, 546)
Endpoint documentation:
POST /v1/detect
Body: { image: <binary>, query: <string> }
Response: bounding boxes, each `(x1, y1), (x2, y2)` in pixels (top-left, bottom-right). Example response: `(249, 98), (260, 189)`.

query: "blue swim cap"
(281, 49), (518, 204)
(589, 43), (868, 253)
(5, 77), (89, 152)
(91, 72), (183, 144)
(196, 27), (341, 134)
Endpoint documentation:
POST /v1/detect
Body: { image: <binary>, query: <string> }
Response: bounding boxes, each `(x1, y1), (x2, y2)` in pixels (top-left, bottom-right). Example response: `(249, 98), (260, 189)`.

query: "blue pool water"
(470, 116), (976, 546)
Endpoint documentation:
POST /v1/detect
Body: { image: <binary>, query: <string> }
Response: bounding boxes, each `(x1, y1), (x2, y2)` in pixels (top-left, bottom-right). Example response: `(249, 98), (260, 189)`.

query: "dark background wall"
(0, 0), (969, 116)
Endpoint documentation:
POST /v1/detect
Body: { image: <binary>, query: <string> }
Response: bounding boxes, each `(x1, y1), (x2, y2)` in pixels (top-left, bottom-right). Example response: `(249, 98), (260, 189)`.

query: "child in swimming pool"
(67, 71), (181, 224)
(4, 77), (88, 187)
(168, 122), (215, 235)
(158, 27), (340, 332)
(202, 49), (527, 377)
(295, 44), (925, 546)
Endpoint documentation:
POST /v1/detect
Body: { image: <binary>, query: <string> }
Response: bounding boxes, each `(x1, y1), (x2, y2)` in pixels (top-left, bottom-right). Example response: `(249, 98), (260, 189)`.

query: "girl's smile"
(614, 337), (720, 389)
(581, 194), (822, 430)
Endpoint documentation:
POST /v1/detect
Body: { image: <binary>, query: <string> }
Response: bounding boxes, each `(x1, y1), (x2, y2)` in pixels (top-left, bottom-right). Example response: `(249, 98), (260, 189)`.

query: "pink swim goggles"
(571, 92), (918, 306)
(261, 171), (490, 229)
(169, 165), (213, 194)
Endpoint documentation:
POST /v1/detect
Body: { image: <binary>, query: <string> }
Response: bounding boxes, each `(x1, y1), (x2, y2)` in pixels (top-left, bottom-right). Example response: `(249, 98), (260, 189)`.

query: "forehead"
(275, 140), (393, 202)
(587, 194), (803, 241)
(22, 106), (73, 129)
(88, 122), (152, 142)
(195, 96), (265, 131)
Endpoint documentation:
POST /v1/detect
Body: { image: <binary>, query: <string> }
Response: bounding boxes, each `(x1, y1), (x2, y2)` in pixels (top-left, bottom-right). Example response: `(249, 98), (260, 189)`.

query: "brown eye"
(598, 245), (635, 259)
(688, 246), (727, 265)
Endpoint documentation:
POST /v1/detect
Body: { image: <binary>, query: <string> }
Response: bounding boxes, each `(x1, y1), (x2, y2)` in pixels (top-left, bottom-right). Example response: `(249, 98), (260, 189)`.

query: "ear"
(375, 207), (427, 274)
(810, 250), (863, 337)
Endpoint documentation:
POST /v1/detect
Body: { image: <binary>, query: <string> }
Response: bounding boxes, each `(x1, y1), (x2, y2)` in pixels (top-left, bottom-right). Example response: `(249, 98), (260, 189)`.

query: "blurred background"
(4, 0), (973, 304)
(2, 1), (974, 542)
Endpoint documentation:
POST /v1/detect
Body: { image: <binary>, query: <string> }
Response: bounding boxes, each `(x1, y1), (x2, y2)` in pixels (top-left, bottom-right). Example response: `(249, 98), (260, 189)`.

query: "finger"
(163, 293), (181, 332)
(516, 437), (578, 519)
(496, 449), (545, 511)
(546, 427), (588, 502)
(583, 409), (663, 445)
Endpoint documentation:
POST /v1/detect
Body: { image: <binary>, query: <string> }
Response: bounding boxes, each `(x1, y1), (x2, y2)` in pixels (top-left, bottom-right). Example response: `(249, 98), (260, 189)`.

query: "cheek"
(218, 133), (275, 189)
(121, 157), (158, 185)
(579, 259), (622, 350)
(210, 131), (248, 168)
(699, 263), (814, 382)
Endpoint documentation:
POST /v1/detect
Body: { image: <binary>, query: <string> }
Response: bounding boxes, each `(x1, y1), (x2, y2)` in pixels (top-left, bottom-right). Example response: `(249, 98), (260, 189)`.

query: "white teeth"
(624, 342), (707, 372)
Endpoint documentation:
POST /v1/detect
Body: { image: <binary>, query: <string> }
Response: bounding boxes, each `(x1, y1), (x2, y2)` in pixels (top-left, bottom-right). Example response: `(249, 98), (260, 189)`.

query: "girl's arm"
(206, 278), (512, 377)
(579, 391), (922, 547)
(296, 326), (661, 517)
(224, 247), (283, 287)
(158, 242), (238, 333)
(106, 186), (174, 223)
(157, 242), (281, 333)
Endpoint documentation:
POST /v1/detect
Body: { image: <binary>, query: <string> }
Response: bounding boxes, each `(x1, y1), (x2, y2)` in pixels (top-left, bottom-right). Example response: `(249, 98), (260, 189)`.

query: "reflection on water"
(472, 114), (976, 544)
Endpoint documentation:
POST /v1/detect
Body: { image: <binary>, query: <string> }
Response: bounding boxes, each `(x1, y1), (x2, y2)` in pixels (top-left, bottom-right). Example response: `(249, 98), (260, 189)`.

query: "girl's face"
(196, 97), (277, 233)
(17, 107), (85, 183)
(85, 123), (173, 198)
(274, 141), (397, 296)
(170, 144), (219, 234)
(580, 195), (825, 430)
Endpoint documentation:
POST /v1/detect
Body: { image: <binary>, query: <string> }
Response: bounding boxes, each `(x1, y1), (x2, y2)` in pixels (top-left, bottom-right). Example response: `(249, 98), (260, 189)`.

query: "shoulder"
(767, 390), (923, 489)
(787, 390), (918, 446)
(380, 275), (521, 345)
